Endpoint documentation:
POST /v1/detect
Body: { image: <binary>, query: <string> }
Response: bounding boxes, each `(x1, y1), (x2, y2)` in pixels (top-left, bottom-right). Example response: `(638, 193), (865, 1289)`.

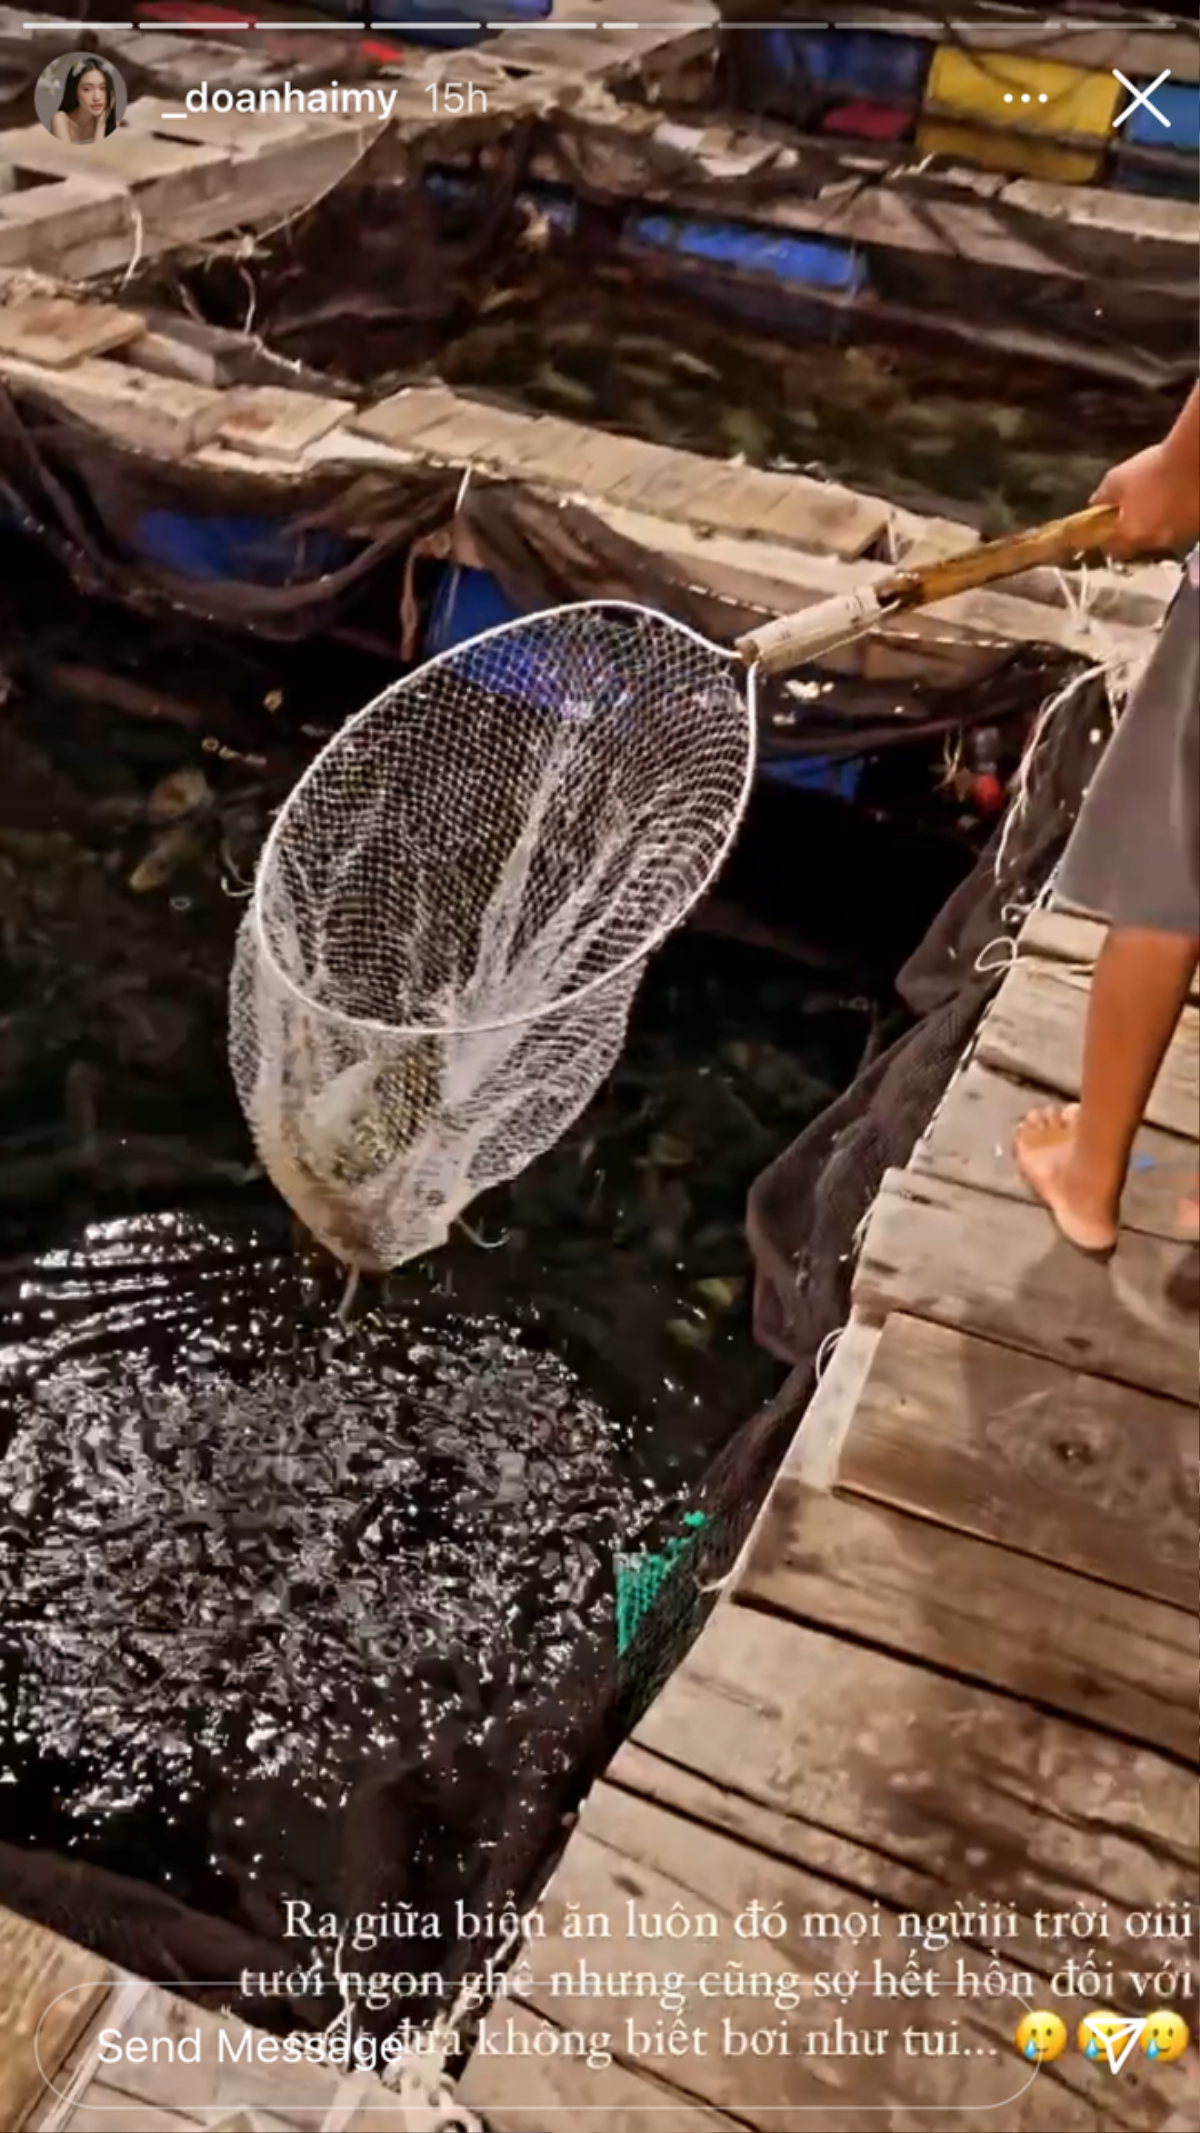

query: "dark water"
(0, 671), (868, 1969)
(436, 271), (1154, 531)
(0, 1220), (654, 1926)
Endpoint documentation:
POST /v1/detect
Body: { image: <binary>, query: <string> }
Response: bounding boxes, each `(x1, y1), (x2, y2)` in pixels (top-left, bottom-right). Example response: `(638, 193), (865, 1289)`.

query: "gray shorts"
(1058, 571), (1200, 938)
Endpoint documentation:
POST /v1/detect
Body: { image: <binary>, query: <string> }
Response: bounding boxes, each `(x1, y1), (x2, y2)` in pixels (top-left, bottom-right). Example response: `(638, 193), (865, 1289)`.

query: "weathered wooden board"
(0, 124), (233, 197)
(0, 1909), (111, 2132)
(853, 1167), (1198, 1406)
(779, 1316), (881, 1490)
(1023, 905), (1200, 1004)
(0, 353), (228, 458)
(633, 1607), (1198, 1942)
(610, 1737), (1198, 2036)
(517, 1782), (1146, 2128)
(0, 297), (145, 369)
(0, 183), (129, 274)
(836, 1314), (1197, 1610)
(975, 958), (1199, 1139)
(459, 2001), (743, 2133)
(739, 1476), (1195, 1758)
(912, 1059), (1193, 1239)
(349, 383), (490, 450)
(217, 385), (355, 461)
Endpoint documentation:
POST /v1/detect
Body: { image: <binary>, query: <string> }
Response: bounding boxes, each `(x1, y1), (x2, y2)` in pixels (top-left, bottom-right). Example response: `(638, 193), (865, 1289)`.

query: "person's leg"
(1014, 572), (1199, 1253)
(1015, 927), (1199, 1253)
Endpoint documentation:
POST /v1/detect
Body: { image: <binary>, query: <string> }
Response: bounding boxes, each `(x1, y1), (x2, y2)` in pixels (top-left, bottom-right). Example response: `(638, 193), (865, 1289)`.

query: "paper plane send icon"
(1080, 2011), (1147, 2073)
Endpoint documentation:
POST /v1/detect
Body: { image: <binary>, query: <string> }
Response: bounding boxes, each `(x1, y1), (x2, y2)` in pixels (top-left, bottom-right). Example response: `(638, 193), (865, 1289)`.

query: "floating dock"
(0, 274), (1177, 680)
(0, 10), (1194, 380)
(455, 902), (1199, 2132)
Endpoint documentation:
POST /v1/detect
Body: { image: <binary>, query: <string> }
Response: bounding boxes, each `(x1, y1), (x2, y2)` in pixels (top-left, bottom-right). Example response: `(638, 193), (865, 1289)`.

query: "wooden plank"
(459, 2001), (742, 2133)
(837, 1313), (1197, 1609)
(0, 124), (232, 197)
(348, 386), (495, 451)
(633, 1607), (1198, 1952)
(0, 297), (146, 369)
(0, 183), (129, 275)
(611, 1737), (1200, 2025)
(912, 1059), (1194, 1240)
(610, 1738), (1011, 1934)
(753, 476), (895, 559)
(779, 1316), (880, 1490)
(523, 1781), (1146, 2128)
(1023, 906), (1200, 1004)
(853, 1167), (1198, 1406)
(216, 385), (355, 461)
(510, 423), (654, 495)
(122, 97), (325, 156)
(739, 1476), (1196, 1758)
(119, 331), (220, 391)
(0, 1909), (111, 2133)
(600, 443), (730, 519)
(0, 355), (228, 459)
(976, 958), (1199, 1140)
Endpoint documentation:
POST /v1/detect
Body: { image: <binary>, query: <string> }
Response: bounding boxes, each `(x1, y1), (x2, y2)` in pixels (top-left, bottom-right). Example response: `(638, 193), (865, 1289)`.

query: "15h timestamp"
(426, 83), (489, 114)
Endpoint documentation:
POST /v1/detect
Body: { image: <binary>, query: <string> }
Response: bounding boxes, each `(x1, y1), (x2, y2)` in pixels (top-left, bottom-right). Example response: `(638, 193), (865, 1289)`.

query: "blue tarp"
(132, 512), (356, 587)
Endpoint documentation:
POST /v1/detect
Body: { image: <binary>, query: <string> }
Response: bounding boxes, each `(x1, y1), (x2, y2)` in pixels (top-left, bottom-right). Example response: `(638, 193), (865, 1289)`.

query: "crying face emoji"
(1014, 2011), (1068, 2063)
(1141, 2010), (1190, 2063)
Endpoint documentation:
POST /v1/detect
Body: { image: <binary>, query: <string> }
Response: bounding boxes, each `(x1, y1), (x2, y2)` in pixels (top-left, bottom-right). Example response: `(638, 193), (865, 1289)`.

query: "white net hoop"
(230, 601), (756, 1271)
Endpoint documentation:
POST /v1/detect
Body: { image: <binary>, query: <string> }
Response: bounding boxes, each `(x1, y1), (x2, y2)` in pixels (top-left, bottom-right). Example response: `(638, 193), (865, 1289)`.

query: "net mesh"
(229, 603), (755, 1270)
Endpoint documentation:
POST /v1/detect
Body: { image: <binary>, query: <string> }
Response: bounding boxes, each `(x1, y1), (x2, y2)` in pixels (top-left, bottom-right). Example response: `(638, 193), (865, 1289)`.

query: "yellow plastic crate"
(919, 45), (1122, 185)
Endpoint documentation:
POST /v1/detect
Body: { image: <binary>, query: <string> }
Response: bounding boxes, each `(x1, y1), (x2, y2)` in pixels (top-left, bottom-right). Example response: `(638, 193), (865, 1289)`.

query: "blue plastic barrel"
(1125, 79), (1200, 150)
(623, 211), (867, 296)
(422, 167), (579, 234)
(763, 27), (928, 102)
(426, 565), (525, 656)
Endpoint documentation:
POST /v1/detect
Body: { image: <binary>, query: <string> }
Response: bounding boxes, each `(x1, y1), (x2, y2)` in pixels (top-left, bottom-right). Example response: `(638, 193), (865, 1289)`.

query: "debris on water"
(147, 768), (213, 824)
(128, 823), (207, 894)
(666, 1317), (711, 1352)
(692, 1275), (745, 1313)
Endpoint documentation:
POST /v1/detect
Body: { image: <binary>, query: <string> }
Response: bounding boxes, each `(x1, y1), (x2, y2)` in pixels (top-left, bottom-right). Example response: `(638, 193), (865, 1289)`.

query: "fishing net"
(230, 602), (755, 1270)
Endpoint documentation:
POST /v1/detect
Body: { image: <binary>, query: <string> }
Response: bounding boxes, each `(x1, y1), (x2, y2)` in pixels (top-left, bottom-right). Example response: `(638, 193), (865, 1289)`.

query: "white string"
(814, 1323), (843, 1383)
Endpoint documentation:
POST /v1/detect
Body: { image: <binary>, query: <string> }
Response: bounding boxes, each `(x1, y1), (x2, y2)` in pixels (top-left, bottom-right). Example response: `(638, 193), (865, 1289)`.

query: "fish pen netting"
(230, 604), (754, 1270)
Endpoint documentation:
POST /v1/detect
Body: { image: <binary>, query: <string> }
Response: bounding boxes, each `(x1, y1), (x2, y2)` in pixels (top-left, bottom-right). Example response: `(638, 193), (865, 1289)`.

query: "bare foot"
(1180, 1178), (1200, 1243)
(1013, 1103), (1120, 1257)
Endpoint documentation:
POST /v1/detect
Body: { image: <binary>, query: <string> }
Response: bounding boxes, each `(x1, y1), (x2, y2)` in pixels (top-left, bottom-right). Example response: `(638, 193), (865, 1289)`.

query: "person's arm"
(1092, 381), (1200, 560)
(49, 110), (73, 143)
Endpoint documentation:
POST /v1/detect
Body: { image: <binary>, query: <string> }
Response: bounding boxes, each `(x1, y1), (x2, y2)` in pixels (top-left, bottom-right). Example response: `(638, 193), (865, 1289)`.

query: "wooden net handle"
(873, 500), (1121, 609)
(736, 502), (1120, 674)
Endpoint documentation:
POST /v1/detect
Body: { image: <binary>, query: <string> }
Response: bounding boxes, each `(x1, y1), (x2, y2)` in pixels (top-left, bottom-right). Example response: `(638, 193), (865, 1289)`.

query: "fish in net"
(230, 603), (756, 1270)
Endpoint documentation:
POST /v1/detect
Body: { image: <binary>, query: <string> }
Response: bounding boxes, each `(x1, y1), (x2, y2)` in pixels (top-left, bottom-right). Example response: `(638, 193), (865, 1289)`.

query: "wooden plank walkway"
(458, 901), (1199, 2133)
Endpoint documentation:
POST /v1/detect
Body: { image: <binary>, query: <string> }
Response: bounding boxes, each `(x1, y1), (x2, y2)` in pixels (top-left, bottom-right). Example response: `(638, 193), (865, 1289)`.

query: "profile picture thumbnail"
(35, 52), (127, 146)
